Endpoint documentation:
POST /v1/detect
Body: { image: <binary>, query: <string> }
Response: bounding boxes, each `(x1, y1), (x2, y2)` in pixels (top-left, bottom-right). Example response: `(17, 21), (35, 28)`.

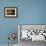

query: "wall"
(0, 0), (46, 44)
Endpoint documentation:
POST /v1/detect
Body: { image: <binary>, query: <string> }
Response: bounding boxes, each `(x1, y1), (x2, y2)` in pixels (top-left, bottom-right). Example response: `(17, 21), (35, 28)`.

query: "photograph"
(4, 7), (18, 18)
(18, 24), (46, 41)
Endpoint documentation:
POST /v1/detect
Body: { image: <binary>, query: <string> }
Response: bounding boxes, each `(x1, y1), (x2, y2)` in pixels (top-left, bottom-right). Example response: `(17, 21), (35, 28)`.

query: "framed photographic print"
(18, 24), (46, 42)
(4, 7), (18, 18)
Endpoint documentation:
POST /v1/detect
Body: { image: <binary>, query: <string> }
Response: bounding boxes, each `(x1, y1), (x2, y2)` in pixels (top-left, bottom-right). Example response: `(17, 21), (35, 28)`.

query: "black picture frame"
(4, 7), (18, 18)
